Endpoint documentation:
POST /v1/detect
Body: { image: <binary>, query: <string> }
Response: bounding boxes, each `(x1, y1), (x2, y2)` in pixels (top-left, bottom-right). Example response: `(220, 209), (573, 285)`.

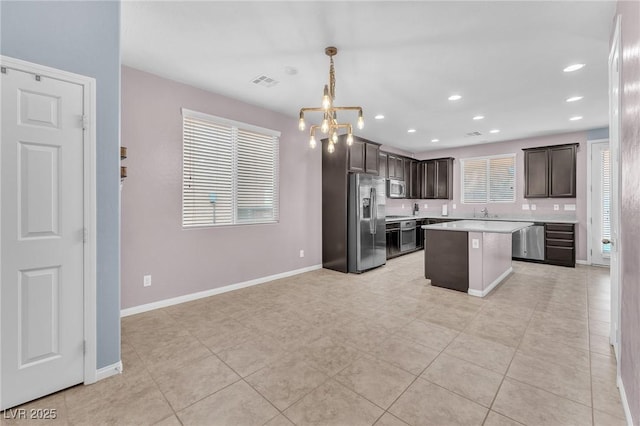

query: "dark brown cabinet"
(348, 137), (379, 175)
(545, 223), (575, 267)
(379, 152), (388, 178)
(421, 157), (453, 199)
(524, 144), (578, 198)
(403, 159), (421, 199)
(386, 222), (401, 258)
(387, 155), (404, 180)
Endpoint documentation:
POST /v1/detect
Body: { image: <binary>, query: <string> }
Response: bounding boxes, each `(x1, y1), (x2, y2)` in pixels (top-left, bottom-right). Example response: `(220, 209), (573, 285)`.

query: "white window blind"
(182, 108), (280, 228)
(461, 154), (515, 203)
(601, 149), (611, 254)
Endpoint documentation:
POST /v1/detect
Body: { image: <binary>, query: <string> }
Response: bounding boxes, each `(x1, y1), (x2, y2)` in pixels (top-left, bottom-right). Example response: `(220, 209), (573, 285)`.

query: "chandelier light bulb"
(347, 133), (354, 146)
(309, 135), (317, 149)
(332, 131), (338, 143)
(321, 119), (329, 133)
(327, 142), (335, 153)
(298, 117), (305, 131)
(357, 113), (364, 130)
(322, 85), (331, 110)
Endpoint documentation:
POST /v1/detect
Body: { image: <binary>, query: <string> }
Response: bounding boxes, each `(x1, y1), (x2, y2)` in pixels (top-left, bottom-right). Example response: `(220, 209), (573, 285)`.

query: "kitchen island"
(422, 220), (533, 297)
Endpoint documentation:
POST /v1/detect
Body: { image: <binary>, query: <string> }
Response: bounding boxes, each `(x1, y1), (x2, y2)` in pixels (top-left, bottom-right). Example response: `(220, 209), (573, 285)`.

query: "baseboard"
(576, 260), (590, 265)
(121, 264), (323, 317)
(468, 267), (513, 298)
(95, 361), (122, 382)
(617, 375), (634, 426)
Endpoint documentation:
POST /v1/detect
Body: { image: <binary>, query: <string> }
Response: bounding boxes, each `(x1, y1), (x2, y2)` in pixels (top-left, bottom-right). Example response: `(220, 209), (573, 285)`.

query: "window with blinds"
(601, 149), (611, 254)
(461, 154), (515, 203)
(182, 108), (280, 228)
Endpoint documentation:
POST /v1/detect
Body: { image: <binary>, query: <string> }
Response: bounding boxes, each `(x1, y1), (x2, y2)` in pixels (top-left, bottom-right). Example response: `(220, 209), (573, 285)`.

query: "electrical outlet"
(531, 204), (537, 211)
(402, 204), (405, 209)
(143, 275), (151, 287)
(554, 204), (560, 211)
(472, 239), (480, 249)
(522, 204), (530, 210)
(299, 250), (304, 258)
(564, 204), (576, 211)
(453, 204), (457, 209)
(424, 204), (428, 209)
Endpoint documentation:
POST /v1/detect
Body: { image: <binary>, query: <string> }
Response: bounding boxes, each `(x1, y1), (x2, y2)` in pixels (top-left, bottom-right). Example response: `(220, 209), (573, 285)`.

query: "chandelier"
(298, 46), (364, 153)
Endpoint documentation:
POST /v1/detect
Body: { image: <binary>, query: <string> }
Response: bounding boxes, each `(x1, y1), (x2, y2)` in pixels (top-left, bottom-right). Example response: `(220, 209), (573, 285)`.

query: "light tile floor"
(1, 253), (627, 425)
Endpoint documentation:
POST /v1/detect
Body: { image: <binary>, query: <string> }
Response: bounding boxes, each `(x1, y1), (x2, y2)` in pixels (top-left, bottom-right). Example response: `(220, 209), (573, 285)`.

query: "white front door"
(591, 141), (611, 266)
(1, 66), (85, 409)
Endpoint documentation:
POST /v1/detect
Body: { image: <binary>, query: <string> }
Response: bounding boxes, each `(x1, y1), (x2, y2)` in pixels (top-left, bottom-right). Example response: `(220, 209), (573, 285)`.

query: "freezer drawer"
(512, 225), (545, 260)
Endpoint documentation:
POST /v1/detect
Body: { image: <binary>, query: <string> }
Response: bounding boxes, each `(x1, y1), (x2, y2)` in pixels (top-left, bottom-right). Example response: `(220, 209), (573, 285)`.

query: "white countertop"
(421, 220), (534, 234)
(386, 213), (578, 224)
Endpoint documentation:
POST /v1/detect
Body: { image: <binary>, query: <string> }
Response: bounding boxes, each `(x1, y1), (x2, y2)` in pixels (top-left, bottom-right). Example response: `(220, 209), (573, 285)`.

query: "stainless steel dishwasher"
(512, 224), (545, 260)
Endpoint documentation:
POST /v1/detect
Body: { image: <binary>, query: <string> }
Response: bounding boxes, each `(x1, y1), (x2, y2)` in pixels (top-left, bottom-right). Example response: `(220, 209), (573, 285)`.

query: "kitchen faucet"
(413, 203), (419, 216)
(480, 207), (489, 218)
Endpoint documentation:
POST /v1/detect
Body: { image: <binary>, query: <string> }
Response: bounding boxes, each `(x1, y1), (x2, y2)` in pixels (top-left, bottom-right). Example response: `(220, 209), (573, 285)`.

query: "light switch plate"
(453, 204), (457, 209)
(564, 204), (576, 211)
(472, 239), (479, 249)
(531, 204), (537, 211)
(554, 204), (560, 211)
(522, 204), (530, 210)
(143, 275), (151, 287)
(424, 204), (428, 209)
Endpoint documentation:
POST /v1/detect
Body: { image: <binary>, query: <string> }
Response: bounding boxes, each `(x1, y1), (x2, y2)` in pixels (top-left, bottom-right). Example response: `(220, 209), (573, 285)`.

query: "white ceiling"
(121, 1), (616, 154)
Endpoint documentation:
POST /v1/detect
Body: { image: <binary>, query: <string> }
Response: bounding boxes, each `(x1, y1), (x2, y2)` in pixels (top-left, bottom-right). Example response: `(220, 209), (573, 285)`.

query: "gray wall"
(120, 66), (322, 309)
(617, 1), (640, 423)
(1, 1), (121, 369)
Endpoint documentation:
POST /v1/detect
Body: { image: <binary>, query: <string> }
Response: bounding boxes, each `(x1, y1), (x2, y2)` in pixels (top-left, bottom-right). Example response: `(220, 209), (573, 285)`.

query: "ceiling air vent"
(251, 75), (279, 88)
(465, 131), (482, 137)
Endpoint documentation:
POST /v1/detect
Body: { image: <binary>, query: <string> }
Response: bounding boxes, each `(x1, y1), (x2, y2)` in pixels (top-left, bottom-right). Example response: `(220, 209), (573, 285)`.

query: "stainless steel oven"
(400, 220), (417, 252)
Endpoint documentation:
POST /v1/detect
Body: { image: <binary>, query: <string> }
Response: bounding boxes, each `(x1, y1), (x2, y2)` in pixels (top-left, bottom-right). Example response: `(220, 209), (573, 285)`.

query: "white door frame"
(607, 16), (622, 366)
(0, 55), (98, 408)
(586, 138), (610, 266)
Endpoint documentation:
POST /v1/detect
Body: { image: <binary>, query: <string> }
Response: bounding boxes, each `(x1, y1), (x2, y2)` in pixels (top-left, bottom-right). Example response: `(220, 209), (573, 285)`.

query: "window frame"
(181, 108), (280, 228)
(460, 153), (516, 204)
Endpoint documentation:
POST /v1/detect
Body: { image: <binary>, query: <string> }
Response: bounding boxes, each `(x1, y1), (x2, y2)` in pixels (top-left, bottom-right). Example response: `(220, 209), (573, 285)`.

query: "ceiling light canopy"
(448, 94), (462, 101)
(298, 46), (363, 153)
(565, 96), (584, 102)
(563, 63), (585, 72)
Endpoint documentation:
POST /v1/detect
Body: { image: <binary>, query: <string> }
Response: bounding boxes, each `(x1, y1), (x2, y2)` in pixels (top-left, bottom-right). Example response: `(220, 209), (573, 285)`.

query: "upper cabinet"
(347, 137), (380, 175)
(378, 152), (388, 178)
(523, 143), (578, 198)
(421, 157), (453, 199)
(387, 154), (404, 180)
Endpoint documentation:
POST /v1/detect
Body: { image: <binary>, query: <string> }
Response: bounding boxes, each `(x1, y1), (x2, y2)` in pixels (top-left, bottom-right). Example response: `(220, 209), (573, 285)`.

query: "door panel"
(591, 141), (611, 266)
(2, 67), (85, 409)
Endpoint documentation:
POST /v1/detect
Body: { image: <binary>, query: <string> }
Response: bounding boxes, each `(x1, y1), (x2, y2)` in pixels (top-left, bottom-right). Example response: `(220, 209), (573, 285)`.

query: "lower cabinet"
(545, 223), (576, 267)
(386, 223), (401, 258)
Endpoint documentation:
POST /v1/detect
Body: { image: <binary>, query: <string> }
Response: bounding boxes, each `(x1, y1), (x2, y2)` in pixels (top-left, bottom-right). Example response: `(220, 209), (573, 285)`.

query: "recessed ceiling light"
(566, 96), (584, 102)
(407, 129), (417, 133)
(489, 129), (500, 134)
(448, 94), (462, 101)
(431, 139), (439, 143)
(473, 115), (485, 120)
(374, 114), (385, 120)
(569, 116), (583, 121)
(563, 63), (585, 72)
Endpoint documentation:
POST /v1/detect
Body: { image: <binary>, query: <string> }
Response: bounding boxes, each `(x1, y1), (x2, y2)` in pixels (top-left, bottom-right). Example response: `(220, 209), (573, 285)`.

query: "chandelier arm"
(300, 107), (326, 113)
(329, 56), (336, 100)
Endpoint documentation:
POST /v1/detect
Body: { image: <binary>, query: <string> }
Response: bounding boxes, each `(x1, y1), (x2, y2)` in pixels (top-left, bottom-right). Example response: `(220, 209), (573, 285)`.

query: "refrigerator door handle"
(370, 188), (376, 235)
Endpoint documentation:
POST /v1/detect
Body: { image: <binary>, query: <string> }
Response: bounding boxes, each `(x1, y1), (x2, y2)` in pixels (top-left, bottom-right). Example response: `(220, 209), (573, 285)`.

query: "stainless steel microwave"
(387, 179), (406, 198)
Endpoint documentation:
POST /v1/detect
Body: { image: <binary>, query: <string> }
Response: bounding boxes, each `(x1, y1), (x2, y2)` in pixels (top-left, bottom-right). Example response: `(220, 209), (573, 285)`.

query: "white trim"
(96, 361), (123, 382)
(121, 264), (322, 317)
(468, 267), (513, 297)
(0, 56), (98, 401)
(575, 260), (591, 266)
(617, 375), (634, 426)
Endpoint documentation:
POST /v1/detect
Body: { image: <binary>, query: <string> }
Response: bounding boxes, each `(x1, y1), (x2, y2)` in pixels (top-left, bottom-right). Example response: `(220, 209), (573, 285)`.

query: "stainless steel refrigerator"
(348, 174), (386, 273)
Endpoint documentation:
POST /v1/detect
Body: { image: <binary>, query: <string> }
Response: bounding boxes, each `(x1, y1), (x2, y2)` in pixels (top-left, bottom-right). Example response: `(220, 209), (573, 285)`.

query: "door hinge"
(83, 340), (86, 355)
(1, 67), (6, 74)
(35, 74), (41, 82)
(82, 115), (88, 130)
